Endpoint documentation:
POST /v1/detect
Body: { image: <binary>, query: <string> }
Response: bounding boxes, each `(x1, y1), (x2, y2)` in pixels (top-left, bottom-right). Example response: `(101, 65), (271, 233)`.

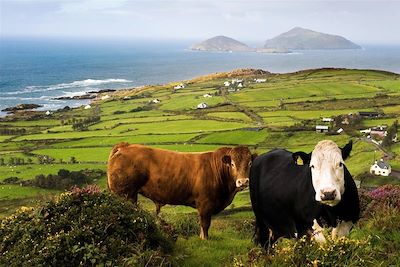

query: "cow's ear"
(292, 152), (311, 165)
(222, 155), (231, 165)
(341, 140), (352, 160)
(251, 153), (258, 161)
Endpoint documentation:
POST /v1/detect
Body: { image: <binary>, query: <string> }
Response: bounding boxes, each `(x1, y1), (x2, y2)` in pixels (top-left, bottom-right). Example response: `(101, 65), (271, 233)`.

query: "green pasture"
(196, 129), (268, 145)
(361, 80), (400, 91)
(88, 115), (192, 130)
(228, 82), (379, 103)
(0, 136), (13, 142)
(100, 110), (171, 121)
(160, 93), (224, 111)
(362, 118), (399, 127)
(0, 119), (60, 127)
(382, 105), (400, 114)
(259, 109), (367, 120)
(51, 133), (199, 148)
(0, 185), (57, 200)
(32, 147), (111, 162)
(110, 119), (251, 135)
(206, 112), (252, 122)
(12, 129), (115, 141)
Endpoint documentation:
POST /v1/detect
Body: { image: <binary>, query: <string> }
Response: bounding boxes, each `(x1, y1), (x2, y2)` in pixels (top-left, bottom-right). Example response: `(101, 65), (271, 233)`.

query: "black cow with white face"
(249, 140), (359, 247)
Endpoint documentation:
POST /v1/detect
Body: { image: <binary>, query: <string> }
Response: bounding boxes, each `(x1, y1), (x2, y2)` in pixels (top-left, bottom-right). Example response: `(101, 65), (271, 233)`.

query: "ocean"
(1, 37), (400, 115)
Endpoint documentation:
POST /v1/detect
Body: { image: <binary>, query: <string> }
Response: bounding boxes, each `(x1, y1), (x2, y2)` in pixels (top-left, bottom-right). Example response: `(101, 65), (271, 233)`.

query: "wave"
(5, 78), (132, 95)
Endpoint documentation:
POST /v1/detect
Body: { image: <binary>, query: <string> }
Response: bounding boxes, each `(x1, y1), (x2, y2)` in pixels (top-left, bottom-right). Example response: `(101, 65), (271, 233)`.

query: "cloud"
(58, 0), (129, 13)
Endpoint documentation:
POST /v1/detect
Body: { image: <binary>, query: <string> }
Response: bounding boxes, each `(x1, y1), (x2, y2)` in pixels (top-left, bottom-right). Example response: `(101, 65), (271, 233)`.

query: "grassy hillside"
(1, 68), (399, 265)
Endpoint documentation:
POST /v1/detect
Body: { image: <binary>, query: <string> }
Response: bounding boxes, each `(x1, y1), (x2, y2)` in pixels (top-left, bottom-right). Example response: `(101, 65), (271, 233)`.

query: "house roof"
(316, 125), (329, 129)
(377, 160), (390, 169)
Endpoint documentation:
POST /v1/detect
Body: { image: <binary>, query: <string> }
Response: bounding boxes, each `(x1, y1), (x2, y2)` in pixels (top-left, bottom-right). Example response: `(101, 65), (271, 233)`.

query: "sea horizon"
(1, 37), (400, 116)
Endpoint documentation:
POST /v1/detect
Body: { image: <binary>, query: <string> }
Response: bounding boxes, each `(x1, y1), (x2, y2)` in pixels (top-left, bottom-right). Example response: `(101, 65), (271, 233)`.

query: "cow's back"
(107, 144), (213, 207)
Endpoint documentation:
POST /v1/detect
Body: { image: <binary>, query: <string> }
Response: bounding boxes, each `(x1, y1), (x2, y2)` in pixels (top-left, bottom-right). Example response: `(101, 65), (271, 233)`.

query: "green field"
(0, 68), (399, 266)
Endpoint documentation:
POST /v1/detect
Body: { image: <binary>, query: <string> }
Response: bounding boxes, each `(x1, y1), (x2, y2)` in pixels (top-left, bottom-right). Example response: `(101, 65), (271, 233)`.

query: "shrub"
(360, 184), (400, 219)
(0, 186), (174, 266)
(241, 236), (374, 267)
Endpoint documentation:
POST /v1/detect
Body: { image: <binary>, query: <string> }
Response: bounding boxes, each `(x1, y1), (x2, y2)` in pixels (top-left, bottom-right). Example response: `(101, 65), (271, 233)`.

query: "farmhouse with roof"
(174, 83), (185, 89)
(315, 125), (329, 133)
(370, 159), (392, 176)
(197, 102), (208, 109)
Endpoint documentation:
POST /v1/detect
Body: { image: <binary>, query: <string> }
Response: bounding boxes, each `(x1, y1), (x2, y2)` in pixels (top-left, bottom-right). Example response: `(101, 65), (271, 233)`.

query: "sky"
(1, 0), (399, 44)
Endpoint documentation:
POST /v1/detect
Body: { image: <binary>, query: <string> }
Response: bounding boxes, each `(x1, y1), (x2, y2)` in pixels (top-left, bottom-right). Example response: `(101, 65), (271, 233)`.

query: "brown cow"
(107, 143), (256, 239)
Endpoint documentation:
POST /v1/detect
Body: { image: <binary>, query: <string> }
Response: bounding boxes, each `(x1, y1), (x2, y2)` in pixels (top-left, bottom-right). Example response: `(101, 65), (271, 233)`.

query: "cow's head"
(222, 146), (257, 190)
(293, 140), (352, 206)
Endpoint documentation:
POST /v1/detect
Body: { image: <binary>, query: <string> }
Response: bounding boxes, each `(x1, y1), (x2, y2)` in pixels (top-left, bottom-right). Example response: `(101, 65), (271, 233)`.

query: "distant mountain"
(191, 36), (253, 52)
(264, 27), (361, 50)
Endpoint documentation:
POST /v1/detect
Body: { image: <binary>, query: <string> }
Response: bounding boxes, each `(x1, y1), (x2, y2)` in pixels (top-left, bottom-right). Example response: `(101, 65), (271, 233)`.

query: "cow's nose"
(320, 189), (336, 201)
(236, 178), (249, 188)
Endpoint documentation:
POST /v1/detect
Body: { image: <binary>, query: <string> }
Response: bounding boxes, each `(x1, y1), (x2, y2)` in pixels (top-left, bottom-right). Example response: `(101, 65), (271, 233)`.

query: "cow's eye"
(231, 163), (235, 168)
(248, 161), (252, 167)
(310, 165), (315, 169)
(339, 162), (343, 168)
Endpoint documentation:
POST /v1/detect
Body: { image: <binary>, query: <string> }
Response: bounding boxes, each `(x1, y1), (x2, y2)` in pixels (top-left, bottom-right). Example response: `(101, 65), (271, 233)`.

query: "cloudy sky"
(1, 0), (399, 44)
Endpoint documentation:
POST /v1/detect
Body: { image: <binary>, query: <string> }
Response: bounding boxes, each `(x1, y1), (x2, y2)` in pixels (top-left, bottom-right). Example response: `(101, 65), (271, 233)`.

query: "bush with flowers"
(0, 185), (175, 266)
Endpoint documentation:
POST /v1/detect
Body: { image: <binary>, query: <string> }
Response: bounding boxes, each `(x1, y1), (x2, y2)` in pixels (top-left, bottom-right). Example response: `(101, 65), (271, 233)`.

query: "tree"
(70, 156), (77, 164)
(382, 120), (398, 148)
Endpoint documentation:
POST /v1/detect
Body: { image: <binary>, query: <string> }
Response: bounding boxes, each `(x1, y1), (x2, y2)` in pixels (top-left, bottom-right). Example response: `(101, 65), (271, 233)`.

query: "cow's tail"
(107, 142), (130, 190)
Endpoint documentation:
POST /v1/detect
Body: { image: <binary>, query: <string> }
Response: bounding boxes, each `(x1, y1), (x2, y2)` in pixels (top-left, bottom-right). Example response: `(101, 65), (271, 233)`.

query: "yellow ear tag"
(296, 157), (304, 166)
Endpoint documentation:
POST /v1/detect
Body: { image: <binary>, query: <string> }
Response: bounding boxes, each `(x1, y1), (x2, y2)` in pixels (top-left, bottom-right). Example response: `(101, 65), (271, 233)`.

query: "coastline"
(1, 67), (399, 119)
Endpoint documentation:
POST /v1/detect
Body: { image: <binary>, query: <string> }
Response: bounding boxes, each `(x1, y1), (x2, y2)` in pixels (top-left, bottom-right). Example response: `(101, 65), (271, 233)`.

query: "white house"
(203, 93), (212, 98)
(174, 83), (185, 89)
(232, 79), (243, 84)
(370, 159), (391, 176)
(45, 110), (51, 115)
(84, 105), (92, 109)
(254, 78), (267, 83)
(151, 98), (161, 103)
(316, 125), (329, 133)
(197, 102), (208, 109)
(322, 117), (334, 122)
(237, 83), (243, 88)
(224, 81), (231, 87)
(337, 128), (344, 134)
(360, 128), (371, 134)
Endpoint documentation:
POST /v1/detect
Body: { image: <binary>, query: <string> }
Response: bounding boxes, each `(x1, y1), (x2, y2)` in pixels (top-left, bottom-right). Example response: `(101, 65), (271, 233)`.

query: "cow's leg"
(309, 219), (326, 243)
(154, 202), (165, 215)
(199, 213), (211, 240)
(332, 221), (353, 239)
(254, 219), (271, 248)
(127, 191), (138, 204)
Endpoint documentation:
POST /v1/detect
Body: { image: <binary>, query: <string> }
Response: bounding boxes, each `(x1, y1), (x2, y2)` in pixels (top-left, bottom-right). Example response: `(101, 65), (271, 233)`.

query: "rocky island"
(264, 27), (361, 50)
(190, 36), (254, 52)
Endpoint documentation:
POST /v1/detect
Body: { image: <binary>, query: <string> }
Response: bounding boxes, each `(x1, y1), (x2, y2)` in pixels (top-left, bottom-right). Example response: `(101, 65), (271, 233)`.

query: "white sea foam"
(5, 78), (132, 95)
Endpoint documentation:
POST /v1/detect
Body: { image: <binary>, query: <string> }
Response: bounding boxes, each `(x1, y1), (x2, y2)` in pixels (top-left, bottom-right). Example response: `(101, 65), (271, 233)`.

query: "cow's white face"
(310, 140), (346, 206)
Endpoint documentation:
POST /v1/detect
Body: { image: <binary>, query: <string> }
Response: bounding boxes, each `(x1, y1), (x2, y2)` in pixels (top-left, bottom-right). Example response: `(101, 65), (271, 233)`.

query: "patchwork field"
(0, 68), (399, 266)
